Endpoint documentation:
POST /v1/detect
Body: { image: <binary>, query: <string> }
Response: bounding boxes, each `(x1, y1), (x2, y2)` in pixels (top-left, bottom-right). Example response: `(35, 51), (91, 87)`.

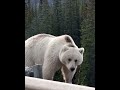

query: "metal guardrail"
(25, 76), (95, 90)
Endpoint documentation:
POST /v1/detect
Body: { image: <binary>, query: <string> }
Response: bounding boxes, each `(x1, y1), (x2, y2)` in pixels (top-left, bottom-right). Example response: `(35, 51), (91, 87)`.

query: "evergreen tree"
(80, 0), (95, 87)
(63, 0), (81, 47)
(52, 0), (63, 35)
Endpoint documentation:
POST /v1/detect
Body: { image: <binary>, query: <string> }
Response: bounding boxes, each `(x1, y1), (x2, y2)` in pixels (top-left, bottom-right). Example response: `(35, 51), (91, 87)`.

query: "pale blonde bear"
(25, 34), (84, 83)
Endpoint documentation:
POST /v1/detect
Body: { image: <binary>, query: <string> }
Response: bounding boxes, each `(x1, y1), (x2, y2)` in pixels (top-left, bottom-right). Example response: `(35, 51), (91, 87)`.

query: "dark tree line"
(25, 0), (95, 87)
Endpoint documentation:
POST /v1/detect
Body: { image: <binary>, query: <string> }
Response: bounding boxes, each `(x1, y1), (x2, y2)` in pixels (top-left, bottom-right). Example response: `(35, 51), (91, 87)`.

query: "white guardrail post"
(25, 76), (95, 90)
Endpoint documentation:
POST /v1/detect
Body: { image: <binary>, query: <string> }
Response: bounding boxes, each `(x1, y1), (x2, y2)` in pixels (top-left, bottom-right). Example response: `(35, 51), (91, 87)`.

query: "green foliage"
(79, 0), (95, 87)
(53, 69), (64, 82)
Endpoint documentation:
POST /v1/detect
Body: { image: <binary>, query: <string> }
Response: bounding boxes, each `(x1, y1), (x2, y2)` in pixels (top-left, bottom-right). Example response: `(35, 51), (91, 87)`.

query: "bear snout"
(70, 67), (75, 72)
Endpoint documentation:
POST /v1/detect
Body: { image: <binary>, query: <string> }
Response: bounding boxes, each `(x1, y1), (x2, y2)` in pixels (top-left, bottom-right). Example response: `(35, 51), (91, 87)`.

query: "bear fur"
(25, 34), (84, 83)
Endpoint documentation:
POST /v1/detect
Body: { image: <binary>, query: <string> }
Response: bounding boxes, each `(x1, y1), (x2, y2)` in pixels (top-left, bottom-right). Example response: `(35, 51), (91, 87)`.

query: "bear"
(25, 34), (84, 83)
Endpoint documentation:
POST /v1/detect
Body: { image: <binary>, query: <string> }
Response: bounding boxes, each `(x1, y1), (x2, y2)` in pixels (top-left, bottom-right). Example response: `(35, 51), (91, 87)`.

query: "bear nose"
(70, 67), (75, 72)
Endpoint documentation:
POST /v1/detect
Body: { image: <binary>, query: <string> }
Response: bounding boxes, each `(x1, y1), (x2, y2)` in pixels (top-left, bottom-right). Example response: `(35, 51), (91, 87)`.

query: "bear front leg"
(42, 61), (58, 80)
(42, 66), (54, 80)
(61, 65), (76, 83)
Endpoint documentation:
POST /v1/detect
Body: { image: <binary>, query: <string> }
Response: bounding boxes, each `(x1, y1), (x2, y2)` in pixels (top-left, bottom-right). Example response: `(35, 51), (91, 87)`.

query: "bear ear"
(79, 47), (84, 54)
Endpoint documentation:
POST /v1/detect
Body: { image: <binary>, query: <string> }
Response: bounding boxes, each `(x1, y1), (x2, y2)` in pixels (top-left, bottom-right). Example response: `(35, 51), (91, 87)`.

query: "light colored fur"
(25, 34), (84, 83)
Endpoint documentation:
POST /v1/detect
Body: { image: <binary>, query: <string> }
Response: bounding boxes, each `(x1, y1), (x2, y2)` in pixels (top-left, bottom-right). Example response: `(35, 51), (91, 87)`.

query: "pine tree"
(52, 0), (63, 35)
(80, 0), (95, 87)
(37, 0), (53, 34)
(63, 0), (81, 47)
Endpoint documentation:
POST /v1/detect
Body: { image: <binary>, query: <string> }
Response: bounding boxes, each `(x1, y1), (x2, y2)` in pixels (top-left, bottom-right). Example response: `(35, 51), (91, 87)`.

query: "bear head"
(59, 44), (84, 72)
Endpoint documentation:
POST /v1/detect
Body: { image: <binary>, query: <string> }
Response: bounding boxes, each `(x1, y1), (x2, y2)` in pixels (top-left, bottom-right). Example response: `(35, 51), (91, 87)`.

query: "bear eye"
(68, 58), (71, 62)
(75, 59), (77, 62)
